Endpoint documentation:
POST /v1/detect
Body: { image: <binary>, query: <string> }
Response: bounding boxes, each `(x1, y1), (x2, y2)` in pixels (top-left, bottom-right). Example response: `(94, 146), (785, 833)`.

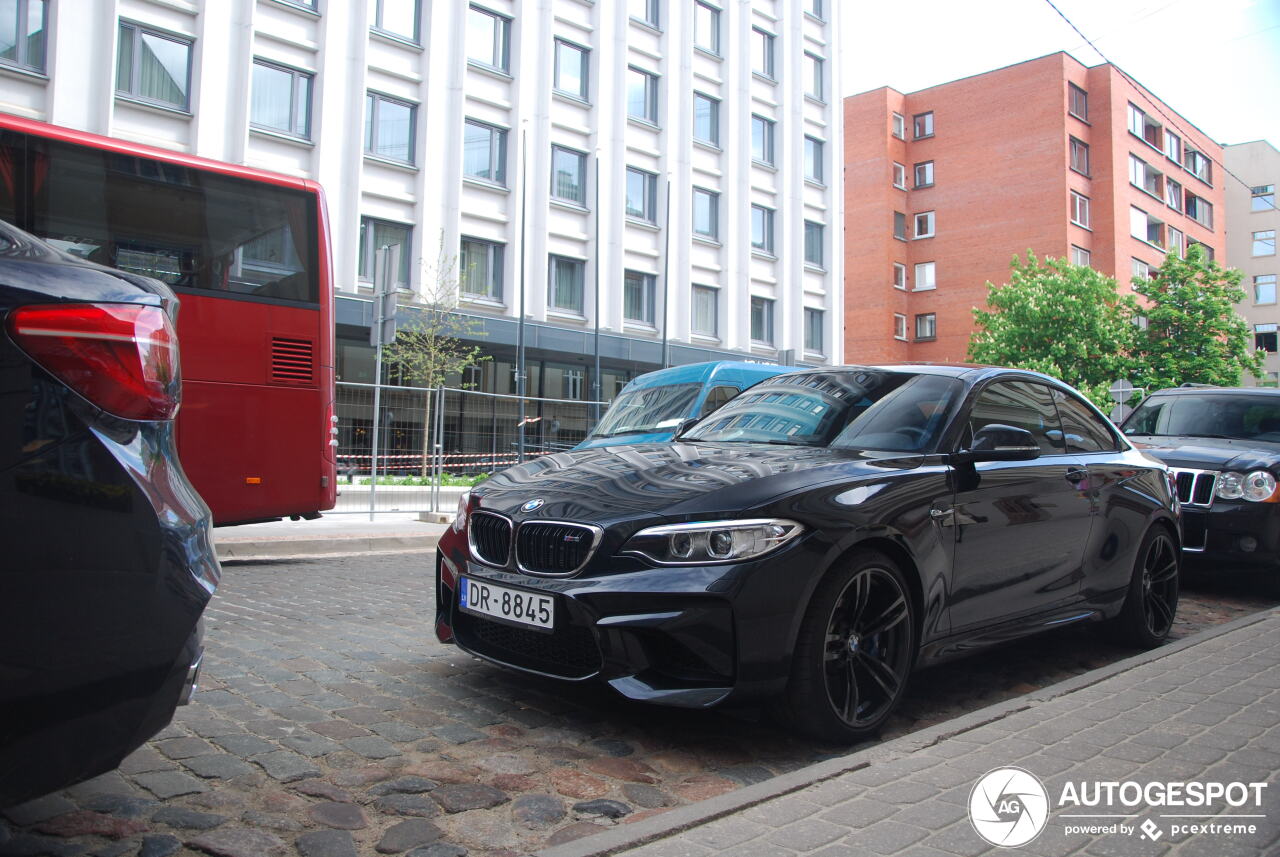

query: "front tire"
(1109, 525), (1179, 648)
(776, 550), (916, 743)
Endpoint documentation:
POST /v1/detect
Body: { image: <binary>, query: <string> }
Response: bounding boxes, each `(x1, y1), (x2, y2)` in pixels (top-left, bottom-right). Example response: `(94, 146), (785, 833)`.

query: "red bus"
(0, 114), (336, 525)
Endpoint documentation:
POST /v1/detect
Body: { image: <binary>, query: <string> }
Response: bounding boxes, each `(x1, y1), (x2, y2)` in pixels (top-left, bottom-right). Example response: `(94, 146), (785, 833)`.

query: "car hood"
(1128, 435), (1280, 472)
(472, 441), (927, 525)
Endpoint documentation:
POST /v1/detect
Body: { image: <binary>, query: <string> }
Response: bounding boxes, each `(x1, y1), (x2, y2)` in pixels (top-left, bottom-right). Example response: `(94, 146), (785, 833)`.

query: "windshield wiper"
(596, 428), (661, 438)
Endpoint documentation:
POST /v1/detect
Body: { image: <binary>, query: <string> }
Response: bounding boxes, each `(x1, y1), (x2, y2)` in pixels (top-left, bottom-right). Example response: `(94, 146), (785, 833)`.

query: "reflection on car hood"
(1128, 435), (1280, 472)
(473, 442), (925, 523)
(574, 430), (674, 450)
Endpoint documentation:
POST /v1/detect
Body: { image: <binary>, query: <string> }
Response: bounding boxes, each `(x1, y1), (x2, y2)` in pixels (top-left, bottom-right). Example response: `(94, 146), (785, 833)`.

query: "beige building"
(1225, 141), (1280, 384)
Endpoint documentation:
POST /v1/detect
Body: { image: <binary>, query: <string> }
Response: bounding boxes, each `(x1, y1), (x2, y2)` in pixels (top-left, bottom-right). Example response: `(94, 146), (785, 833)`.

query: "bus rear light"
(7, 302), (181, 421)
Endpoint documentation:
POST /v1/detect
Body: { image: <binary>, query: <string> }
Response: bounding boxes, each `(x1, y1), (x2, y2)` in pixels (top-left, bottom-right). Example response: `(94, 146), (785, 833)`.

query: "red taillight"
(7, 302), (181, 421)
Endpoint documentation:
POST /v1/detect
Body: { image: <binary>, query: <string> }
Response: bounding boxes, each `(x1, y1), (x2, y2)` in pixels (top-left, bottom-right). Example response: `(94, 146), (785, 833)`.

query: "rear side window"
(699, 385), (739, 417)
(966, 381), (1062, 454)
(1053, 391), (1119, 452)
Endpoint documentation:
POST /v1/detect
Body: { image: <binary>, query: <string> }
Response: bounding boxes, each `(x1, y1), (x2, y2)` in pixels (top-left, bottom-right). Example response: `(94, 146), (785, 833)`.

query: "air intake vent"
(271, 337), (314, 384)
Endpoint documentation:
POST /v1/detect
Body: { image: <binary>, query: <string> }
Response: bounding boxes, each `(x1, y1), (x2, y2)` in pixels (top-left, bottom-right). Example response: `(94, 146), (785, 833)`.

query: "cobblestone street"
(1, 552), (1275, 857)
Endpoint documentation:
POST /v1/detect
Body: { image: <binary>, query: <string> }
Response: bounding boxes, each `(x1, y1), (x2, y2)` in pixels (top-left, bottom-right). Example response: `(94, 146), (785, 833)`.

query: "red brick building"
(843, 53), (1225, 363)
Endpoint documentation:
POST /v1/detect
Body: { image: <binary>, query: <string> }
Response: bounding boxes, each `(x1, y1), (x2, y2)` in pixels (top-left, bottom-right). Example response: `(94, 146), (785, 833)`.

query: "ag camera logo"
(969, 767), (1050, 848)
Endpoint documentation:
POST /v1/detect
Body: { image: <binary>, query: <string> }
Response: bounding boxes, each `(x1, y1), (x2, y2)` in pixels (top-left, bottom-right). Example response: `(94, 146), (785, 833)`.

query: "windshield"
(682, 370), (962, 450)
(590, 383), (703, 437)
(1123, 394), (1280, 442)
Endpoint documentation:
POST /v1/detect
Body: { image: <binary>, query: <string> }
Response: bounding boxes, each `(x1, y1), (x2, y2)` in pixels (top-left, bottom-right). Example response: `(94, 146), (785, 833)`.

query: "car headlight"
(1216, 471), (1278, 502)
(620, 519), (804, 565)
(452, 490), (471, 532)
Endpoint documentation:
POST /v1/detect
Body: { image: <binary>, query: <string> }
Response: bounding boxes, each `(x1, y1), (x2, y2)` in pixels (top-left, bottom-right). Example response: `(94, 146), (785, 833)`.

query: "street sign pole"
(369, 244), (400, 520)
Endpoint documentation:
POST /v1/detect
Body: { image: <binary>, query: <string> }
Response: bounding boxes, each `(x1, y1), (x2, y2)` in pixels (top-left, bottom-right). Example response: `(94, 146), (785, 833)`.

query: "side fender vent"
(271, 337), (314, 384)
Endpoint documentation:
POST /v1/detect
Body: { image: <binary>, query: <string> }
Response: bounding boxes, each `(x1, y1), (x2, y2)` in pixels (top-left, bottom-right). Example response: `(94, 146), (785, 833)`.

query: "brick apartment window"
(894, 313), (907, 341)
(751, 27), (775, 78)
(892, 163), (907, 189)
(1166, 178), (1183, 212)
(1071, 246), (1091, 267)
(1127, 103), (1162, 150)
(1184, 148), (1212, 184)
(693, 92), (720, 146)
(1253, 184), (1277, 212)
(893, 262), (907, 290)
(1130, 206), (1164, 246)
(2, 0), (46, 72)
(460, 237), (504, 300)
(913, 112), (934, 139)
(365, 92), (416, 163)
(914, 261), (936, 290)
(750, 296), (774, 345)
(893, 211), (907, 241)
(752, 115), (775, 165)
(804, 307), (824, 353)
(891, 112), (905, 139)
(913, 161), (934, 188)
(1129, 154), (1164, 198)
(463, 119), (507, 185)
(914, 313), (936, 341)
(1132, 258), (1155, 282)
(554, 38), (589, 100)
(1256, 274), (1278, 305)
(1255, 230), (1277, 256)
(1164, 131), (1182, 164)
(1185, 193), (1213, 229)
(117, 22), (193, 110)
(627, 66), (659, 123)
(1068, 84), (1087, 121)
(466, 5), (511, 71)
(914, 211), (935, 239)
(1256, 323), (1278, 353)
(251, 59), (313, 139)
(1167, 226), (1184, 258)
(1188, 239), (1214, 262)
(1070, 191), (1090, 228)
(1069, 137), (1090, 176)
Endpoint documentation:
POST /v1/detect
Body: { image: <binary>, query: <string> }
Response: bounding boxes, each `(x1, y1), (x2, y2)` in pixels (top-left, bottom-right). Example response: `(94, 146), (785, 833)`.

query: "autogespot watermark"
(968, 768), (1270, 848)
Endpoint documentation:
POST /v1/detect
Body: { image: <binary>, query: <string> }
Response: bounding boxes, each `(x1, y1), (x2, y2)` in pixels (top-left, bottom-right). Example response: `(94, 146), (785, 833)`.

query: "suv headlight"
(1216, 471), (1278, 502)
(452, 490), (471, 532)
(620, 519), (803, 565)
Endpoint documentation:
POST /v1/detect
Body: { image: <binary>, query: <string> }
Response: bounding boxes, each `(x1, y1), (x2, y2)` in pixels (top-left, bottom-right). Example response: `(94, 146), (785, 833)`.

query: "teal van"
(575, 361), (790, 450)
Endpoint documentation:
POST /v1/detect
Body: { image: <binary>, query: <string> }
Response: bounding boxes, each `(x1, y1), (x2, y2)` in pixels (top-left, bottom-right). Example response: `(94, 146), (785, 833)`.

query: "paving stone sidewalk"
(542, 609), (1280, 857)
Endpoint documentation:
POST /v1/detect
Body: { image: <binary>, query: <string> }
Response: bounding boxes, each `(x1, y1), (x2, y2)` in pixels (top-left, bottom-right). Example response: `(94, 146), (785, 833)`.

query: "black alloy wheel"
(1111, 526), (1179, 648)
(777, 551), (916, 743)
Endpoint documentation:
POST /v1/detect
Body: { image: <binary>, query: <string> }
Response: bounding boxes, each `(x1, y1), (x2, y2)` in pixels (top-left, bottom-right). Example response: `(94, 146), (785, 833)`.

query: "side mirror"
(955, 424), (1041, 463)
(673, 418), (699, 439)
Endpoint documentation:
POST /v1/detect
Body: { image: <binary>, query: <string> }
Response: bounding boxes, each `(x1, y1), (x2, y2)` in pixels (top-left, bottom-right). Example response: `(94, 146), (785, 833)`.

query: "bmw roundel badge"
(520, 498), (545, 513)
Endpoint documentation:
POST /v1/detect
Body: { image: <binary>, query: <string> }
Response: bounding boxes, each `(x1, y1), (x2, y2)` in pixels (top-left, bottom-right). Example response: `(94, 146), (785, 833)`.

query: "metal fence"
(333, 382), (607, 514)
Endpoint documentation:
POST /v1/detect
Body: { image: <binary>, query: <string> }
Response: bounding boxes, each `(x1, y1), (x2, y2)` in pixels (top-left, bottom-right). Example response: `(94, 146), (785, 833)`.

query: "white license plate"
(459, 577), (555, 630)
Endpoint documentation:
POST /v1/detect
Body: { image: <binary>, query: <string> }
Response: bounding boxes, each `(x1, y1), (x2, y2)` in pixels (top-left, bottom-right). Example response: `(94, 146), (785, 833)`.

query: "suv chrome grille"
(1171, 468), (1217, 508)
(516, 521), (601, 576)
(468, 511), (512, 566)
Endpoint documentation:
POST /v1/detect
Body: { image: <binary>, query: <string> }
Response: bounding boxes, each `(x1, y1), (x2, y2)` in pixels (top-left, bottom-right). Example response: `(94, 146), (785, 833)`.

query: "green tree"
(968, 252), (1137, 408)
(1128, 243), (1263, 391)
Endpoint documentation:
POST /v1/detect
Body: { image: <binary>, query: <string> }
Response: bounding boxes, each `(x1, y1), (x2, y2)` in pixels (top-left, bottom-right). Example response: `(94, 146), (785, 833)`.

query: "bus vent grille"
(271, 337), (314, 384)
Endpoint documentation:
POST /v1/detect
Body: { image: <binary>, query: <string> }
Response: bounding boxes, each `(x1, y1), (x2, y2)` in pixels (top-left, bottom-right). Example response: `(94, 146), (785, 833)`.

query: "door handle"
(930, 507), (955, 526)
(1065, 467), (1089, 484)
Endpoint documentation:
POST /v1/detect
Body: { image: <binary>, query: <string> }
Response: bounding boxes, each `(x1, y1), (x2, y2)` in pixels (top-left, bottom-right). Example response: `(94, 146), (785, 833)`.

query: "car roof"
(775, 363), (1058, 385)
(625, 361), (789, 390)
(1144, 386), (1280, 397)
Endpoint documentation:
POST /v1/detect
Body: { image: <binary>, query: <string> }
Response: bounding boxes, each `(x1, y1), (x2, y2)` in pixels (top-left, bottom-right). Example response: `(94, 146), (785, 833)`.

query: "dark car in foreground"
(1122, 386), (1280, 575)
(0, 222), (219, 806)
(435, 365), (1179, 742)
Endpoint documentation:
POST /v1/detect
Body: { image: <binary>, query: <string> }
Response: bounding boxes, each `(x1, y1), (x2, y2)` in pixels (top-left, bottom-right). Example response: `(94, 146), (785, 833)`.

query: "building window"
(364, 93), (416, 163)
(914, 261), (936, 290)
(1167, 226), (1184, 258)
(804, 221), (824, 267)
(891, 112), (906, 139)
(1164, 131), (1182, 164)
(694, 1), (720, 54)
(1255, 230), (1277, 256)
(2, 0), (46, 72)
(466, 5), (511, 72)
(1127, 103), (1162, 150)
(1256, 323), (1278, 353)
(751, 27), (774, 78)
(804, 136), (824, 183)
(627, 67), (659, 123)
(369, 0), (419, 41)
(893, 263), (907, 290)
(892, 163), (907, 189)
(1068, 83), (1087, 121)
(1129, 154), (1165, 198)
(1256, 274), (1278, 305)
(460, 237), (504, 300)
(1184, 148), (1212, 184)
(359, 218), (412, 287)
(805, 52), (824, 101)
(750, 296), (774, 345)
(1165, 178), (1183, 212)
(626, 167), (657, 222)
(807, 0), (825, 20)
(1071, 245), (1091, 267)
(629, 0), (660, 28)
(693, 187), (719, 240)
(914, 161), (934, 189)
(1188, 238), (1215, 262)
(693, 92), (720, 146)
(894, 313), (908, 341)
(804, 307), (824, 354)
(549, 255), (585, 313)
(1069, 137), (1090, 176)
(554, 38), (589, 100)
(692, 285), (718, 336)
(550, 145), (587, 205)
(1253, 184), (1277, 212)
(250, 60), (312, 139)
(1130, 205), (1164, 246)
(914, 211), (935, 239)
(751, 205), (775, 254)
(751, 115), (775, 166)
(893, 211), (907, 241)
(915, 313), (936, 341)
(1132, 258), (1154, 282)
(1070, 191), (1090, 228)
(913, 112), (934, 139)
(1185, 193), (1213, 228)
(623, 270), (656, 324)
(116, 22), (192, 110)
(463, 119), (507, 185)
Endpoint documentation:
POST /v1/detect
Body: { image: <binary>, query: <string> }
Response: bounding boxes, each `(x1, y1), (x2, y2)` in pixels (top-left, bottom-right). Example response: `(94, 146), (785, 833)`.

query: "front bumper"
(1180, 502), (1280, 567)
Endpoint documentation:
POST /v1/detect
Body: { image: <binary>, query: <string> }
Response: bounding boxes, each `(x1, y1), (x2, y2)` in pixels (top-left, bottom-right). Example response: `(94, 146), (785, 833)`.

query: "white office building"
(1, 0), (842, 400)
